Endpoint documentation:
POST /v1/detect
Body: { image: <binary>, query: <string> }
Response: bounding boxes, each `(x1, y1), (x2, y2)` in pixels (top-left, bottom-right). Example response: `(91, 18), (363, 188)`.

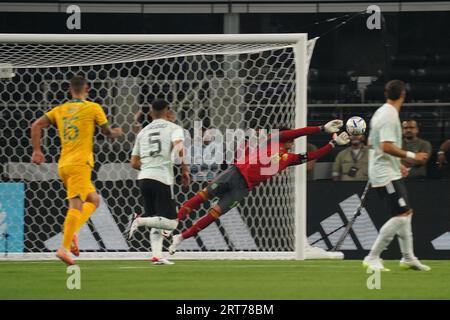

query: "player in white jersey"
(364, 80), (430, 272)
(127, 99), (190, 265)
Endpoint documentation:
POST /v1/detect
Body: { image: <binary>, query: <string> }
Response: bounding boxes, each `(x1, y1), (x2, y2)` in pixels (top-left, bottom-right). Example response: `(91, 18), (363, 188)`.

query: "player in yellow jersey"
(31, 75), (123, 265)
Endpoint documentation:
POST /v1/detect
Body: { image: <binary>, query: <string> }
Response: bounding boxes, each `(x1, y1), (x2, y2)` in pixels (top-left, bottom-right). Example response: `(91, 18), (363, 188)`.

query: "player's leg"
(363, 179), (429, 271)
(363, 181), (407, 271)
(170, 166), (249, 254)
(56, 165), (98, 264)
(128, 180), (177, 264)
(169, 204), (223, 255)
(149, 228), (174, 265)
(128, 180), (178, 239)
(148, 181), (177, 264)
(177, 166), (236, 220)
(56, 194), (83, 265)
(70, 191), (100, 257)
(55, 166), (82, 265)
(70, 166), (99, 257)
(392, 181), (430, 271)
(78, 191), (100, 228)
(177, 188), (211, 220)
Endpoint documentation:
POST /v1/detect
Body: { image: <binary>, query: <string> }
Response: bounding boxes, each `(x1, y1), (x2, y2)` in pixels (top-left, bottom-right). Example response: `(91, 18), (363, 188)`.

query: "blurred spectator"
(332, 135), (368, 181)
(401, 119), (432, 178)
(307, 143), (317, 180)
(437, 138), (450, 178)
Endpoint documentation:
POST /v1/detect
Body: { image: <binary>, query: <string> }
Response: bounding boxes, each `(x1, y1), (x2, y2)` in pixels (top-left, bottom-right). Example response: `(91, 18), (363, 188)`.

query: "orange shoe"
(56, 248), (76, 266)
(71, 234), (80, 257)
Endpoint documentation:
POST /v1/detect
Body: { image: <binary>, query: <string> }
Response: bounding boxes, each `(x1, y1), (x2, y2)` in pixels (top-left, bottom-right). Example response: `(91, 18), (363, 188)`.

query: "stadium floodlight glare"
(0, 33), (316, 261)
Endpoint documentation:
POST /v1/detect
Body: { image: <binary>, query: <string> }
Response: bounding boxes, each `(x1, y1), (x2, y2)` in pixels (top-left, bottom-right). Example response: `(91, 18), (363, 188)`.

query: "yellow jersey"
(45, 99), (108, 168)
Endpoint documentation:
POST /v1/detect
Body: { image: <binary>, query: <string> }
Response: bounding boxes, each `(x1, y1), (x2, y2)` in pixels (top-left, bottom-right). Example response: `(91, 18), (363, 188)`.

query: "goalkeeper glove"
(322, 120), (343, 133)
(329, 132), (350, 147)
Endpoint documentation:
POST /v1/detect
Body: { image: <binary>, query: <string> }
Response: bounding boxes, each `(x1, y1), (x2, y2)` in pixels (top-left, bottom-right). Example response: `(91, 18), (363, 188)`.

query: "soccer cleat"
(399, 257), (431, 271)
(151, 257), (175, 265)
(126, 213), (140, 240)
(70, 234), (80, 257)
(169, 234), (183, 255)
(362, 256), (390, 272)
(56, 248), (76, 266)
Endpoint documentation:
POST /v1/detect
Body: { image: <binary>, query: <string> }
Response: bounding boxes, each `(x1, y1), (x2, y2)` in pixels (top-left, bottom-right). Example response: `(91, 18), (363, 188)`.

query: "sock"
(181, 208), (219, 240)
(138, 216), (178, 230)
(150, 228), (163, 259)
(397, 214), (414, 259)
(75, 202), (97, 234)
(178, 191), (208, 219)
(369, 215), (408, 258)
(62, 208), (82, 250)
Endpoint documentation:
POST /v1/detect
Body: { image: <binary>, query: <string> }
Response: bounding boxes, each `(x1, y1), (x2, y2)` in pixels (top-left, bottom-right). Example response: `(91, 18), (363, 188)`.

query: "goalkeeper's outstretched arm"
(290, 132), (350, 166)
(278, 120), (343, 143)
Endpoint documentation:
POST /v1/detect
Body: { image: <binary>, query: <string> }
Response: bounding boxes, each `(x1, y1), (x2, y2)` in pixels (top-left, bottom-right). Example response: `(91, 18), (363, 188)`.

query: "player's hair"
(151, 99), (170, 112)
(384, 79), (406, 100)
(70, 75), (88, 94)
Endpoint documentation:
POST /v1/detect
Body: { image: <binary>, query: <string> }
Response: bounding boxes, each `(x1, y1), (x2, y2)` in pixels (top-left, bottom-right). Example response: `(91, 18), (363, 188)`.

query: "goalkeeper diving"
(164, 120), (349, 254)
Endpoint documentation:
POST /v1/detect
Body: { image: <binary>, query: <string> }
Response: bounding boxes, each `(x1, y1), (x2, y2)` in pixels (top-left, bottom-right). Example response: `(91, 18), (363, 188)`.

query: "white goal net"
(0, 34), (314, 260)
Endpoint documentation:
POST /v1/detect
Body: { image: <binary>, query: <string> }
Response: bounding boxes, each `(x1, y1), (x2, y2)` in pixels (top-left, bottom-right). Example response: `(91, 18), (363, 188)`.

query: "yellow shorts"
(58, 165), (96, 201)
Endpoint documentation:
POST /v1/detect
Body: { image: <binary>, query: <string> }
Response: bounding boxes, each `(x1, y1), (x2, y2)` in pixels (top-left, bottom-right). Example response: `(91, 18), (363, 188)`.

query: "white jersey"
(368, 103), (402, 187)
(132, 119), (184, 185)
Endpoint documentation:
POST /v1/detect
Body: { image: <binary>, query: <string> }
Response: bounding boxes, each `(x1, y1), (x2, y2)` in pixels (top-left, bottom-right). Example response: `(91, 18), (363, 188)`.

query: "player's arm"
(130, 132), (142, 170)
(289, 132), (350, 166)
(31, 115), (52, 164)
(130, 155), (141, 170)
(94, 104), (123, 138)
(173, 139), (190, 187)
(381, 142), (428, 162)
(100, 124), (123, 138)
(403, 141), (431, 166)
(278, 120), (343, 143)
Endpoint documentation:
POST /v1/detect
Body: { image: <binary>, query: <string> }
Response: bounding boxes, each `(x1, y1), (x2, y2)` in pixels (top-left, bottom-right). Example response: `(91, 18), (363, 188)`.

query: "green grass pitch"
(0, 260), (449, 299)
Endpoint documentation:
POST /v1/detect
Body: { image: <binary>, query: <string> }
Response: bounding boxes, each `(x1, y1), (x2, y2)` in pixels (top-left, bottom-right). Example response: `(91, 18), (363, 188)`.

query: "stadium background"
(0, 0), (449, 259)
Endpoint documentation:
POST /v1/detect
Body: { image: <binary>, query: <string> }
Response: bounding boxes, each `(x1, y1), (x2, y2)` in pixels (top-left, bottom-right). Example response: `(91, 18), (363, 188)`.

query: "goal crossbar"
(0, 33), (306, 44)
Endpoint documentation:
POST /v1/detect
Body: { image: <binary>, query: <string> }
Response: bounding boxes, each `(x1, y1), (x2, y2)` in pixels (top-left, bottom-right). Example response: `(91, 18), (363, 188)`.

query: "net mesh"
(0, 39), (309, 257)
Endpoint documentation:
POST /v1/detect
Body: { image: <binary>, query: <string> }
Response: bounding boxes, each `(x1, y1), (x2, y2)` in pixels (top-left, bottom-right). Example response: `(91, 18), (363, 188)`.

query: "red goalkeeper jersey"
(234, 126), (332, 190)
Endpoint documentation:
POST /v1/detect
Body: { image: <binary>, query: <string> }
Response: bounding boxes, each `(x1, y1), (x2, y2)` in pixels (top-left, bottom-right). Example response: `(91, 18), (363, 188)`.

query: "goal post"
(0, 33), (313, 261)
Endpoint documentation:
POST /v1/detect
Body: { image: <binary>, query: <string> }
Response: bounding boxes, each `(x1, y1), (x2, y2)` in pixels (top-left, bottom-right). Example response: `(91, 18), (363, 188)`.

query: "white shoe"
(400, 257), (431, 271)
(305, 245), (344, 260)
(169, 234), (183, 255)
(362, 256), (391, 272)
(151, 257), (174, 265)
(126, 213), (140, 240)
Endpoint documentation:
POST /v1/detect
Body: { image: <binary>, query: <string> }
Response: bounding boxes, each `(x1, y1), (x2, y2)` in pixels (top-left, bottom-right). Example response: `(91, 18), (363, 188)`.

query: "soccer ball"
(346, 116), (366, 136)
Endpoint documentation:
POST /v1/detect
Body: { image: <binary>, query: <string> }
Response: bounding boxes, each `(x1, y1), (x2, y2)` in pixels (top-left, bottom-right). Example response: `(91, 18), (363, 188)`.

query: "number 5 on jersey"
(149, 131), (161, 157)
